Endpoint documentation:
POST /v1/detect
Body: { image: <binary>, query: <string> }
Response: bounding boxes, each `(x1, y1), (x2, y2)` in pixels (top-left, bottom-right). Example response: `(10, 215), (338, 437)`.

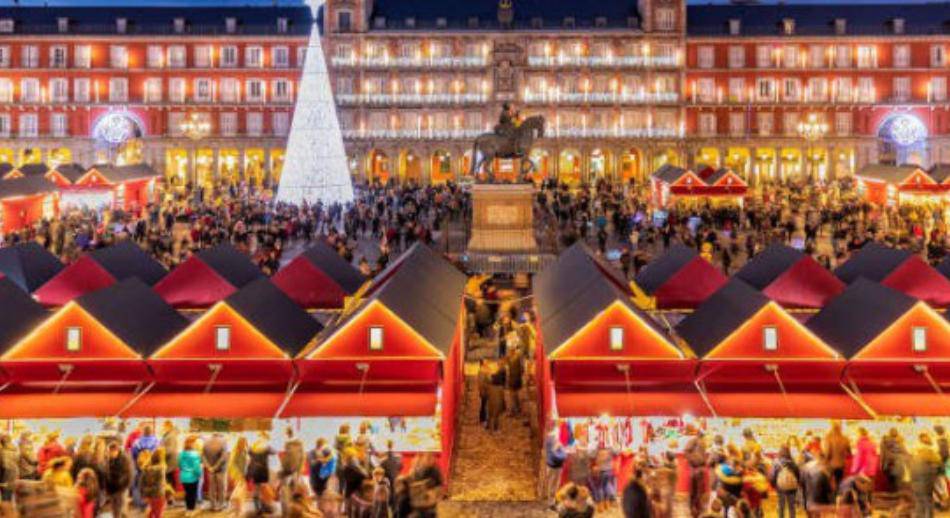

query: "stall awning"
(554, 391), (711, 418)
(705, 391), (871, 419)
(0, 392), (135, 418)
(121, 392), (285, 418)
(281, 391), (437, 417)
(860, 392), (950, 417)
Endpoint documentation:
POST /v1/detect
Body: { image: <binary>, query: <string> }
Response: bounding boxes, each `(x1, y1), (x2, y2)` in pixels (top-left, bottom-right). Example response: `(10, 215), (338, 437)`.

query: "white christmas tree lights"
(275, 0), (354, 205)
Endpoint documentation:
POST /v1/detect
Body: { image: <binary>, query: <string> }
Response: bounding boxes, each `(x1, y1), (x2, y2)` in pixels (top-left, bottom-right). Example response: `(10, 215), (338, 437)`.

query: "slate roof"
(834, 242), (912, 284)
(298, 241), (365, 295)
(0, 242), (64, 293)
(651, 164), (691, 185)
(940, 256), (950, 279)
(225, 279), (323, 357)
(88, 241), (167, 286)
(195, 243), (264, 288)
(856, 164), (926, 184)
(688, 4), (950, 37)
(674, 279), (771, 358)
(53, 163), (87, 184)
(634, 244), (698, 295)
(0, 175), (57, 199)
(0, 278), (50, 355)
(75, 278), (188, 357)
(0, 163), (13, 177)
(1, 6), (312, 36)
(17, 163), (49, 177)
(735, 244), (806, 290)
(369, 0), (640, 31)
(85, 163), (161, 184)
(928, 164), (950, 184)
(806, 279), (918, 358)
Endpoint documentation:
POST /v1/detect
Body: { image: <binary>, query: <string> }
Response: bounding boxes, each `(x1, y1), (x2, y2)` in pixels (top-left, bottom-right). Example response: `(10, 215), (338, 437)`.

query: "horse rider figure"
(493, 103), (522, 157)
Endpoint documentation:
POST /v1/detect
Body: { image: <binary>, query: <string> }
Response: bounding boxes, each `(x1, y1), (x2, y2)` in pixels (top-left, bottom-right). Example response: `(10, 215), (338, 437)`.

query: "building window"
(57, 17), (69, 33)
(894, 45), (911, 68)
(169, 78), (186, 103)
(932, 45), (947, 68)
(144, 78), (162, 102)
(728, 18), (741, 36)
(115, 17), (127, 34)
(221, 46), (238, 67)
(245, 46), (264, 68)
(757, 112), (773, 136)
(219, 112), (237, 136)
(74, 45), (91, 68)
(932, 77), (948, 102)
(912, 327), (927, 352)
(246, 79), (264, 102)
(109, 78), (128, 102)
(893, 77), (911, 101)
(782, 18), (795, 35)
(50, 78), (68, 102)
(0, 19), (14, 33)
(21, 45), (39, 68)
(246, 112), (263, 136)
(51, 113), (68, 137)
(698, 113), (717, 136)
(50, 46), (67, 68)
(338, 11), (352, 32)
(109, 45), (128, 68)
(783, 46), (799, 68)
(835, 112), (852, 136)
(834, 18), (847, 35)
(835, 45), (851, 68)
(18, 113), (37, 136)
(756, 78), (776, 102)
(834, 77), (852, 102)
(0, 79), (10, 103)
(729, 112), (745, 136)
(893, 18), (905, 34)
(273, 112), (290, 136)
(369, 326), (384, 351)
(756, 45), (772, 68)
(728, 46), (745, 68)
(277, 17), (289, 33)
(194, 46), (212, 68)
(608, 326), (624, 351)
(215, 326), (231, 351)
(193, 78), (212, 102)
(0, 46), (8, 67)
(697, 78), (716, 103)
(763, 326), (778, 351)
(168, 46), (186, 68)
(221, 78), (239, 102)
(783, 112), (800, 136)
(168, 112), (184, 136)
(783, 78), (801, 101)
(173, 17), (186, 34)
(697, 46), (714, 69)
(856, 46), (876, 68)
(655, 8), (675, 31)
(66, 326), (82, 352)
(272, 79), (292, 101)
(0, 114), (9, 136)
(807, 78), (828, 102)
(809, 45), (825, 68)
(272, 46), (290, 68)
(728, 77), (745, 102)
(857, 77), (875, 102)
(73, 78), (90, 102)
(20, 78), (39, 103)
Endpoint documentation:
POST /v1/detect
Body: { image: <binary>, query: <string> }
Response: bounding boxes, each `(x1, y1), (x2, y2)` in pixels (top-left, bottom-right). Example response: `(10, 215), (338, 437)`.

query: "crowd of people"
(0, 419), (447, 517)
(540, 421), (950, 518)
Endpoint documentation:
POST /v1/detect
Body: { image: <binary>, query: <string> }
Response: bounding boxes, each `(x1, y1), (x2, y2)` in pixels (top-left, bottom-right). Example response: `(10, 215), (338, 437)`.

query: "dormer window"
(563, 17), (576, 29)
(405, 17), (416, 29)
(763, 326), (778, 351)
(374, 16), (386, 29)
(215, 325), (232, 351)
(531, 17), (543, 29)
(627, 17), (638, 29)
(337, 11), (352, 33)
(467, 17), (479, 29)
(225, 17), (237, 34)
(728, 18), (741, 36)
(436, 17), (447, 29)
(66, 326), (82, 352)
(893, 18), (905, 35)
(369, 326), (384, 351)
(912, 326), (927, 352)
(595, 17), (607, 28)
(57, 17), (69, 34)
(277, 17), (289, 34)
(116, 17), (127, 34)
(173, 17), (186, 34)
(609, 327), (624, 351)
(782, 18), (795, 35)
(835, 18), (847, 35)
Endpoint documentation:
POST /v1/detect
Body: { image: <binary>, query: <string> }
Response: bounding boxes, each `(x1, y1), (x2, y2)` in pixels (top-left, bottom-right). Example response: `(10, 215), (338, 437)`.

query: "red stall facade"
(734, 244), (845, 310)
(835, 242), (950, 308)
(633, 244), (727, 310)
(154, 243), (264, 309)
(272, 241), (367, 310)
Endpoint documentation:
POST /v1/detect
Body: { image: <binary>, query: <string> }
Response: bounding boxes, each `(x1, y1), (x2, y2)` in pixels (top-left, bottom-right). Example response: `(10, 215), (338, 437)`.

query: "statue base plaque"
(467, 184), (536, 253)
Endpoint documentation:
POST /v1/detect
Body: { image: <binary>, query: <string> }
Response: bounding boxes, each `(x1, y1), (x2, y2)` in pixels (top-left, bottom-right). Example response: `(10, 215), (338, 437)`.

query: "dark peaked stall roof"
(0, 175), (57, 199)
(88, 241), (167, 285)
(675, 280), (771, 358)
(196, 243), (264, 288)
(0, 242), (63, 292)
(735, 244), (845, 308)
(634, 244), (727, 309)
(834, 242), (950, 307)
(940, 256), (950, 279)
(834, 242), (912, 284)
(75, 278), (188, 357)
(806, 279), (918, 359)
(0, 278), (50, 354)
(225, 278), (323, 357)
(297, 241), (366, 294)
(272, 241), (366, 309)
(53, 163), (87, 184)
(735, 245), (805, 289)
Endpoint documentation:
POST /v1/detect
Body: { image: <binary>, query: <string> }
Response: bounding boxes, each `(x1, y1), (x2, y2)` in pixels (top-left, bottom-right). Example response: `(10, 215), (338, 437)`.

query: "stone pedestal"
(467, 184), (536, 253)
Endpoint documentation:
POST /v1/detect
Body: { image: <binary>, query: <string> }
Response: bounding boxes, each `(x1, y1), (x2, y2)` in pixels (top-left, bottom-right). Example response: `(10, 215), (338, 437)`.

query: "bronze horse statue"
(469, 115), (545, 182)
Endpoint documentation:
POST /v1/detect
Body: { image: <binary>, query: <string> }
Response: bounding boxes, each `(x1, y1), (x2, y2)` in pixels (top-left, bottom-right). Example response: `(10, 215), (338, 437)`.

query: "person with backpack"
(683, 430), (708, 517)
(541, 426), (568, 508)
(771, 446), (801, 518)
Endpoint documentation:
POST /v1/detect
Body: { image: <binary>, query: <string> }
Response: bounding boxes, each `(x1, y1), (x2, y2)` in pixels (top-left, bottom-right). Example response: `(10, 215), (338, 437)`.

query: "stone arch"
(367, 149), (390, 184)
(398, 149), (422, 184)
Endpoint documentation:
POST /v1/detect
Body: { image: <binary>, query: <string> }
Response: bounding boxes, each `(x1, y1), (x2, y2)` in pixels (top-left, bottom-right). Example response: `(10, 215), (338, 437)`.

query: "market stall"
(272, 241), (367, 310)
(855, 164), (946, 207)
(632, 244), (726, 310)
(285, 244), (466, 476)
(651, 164), (747, 210)
(154, 243), (264, 309)
(0, 279), (187, 434)
(2, 163), (49, 180)
(834, 242), (950, 308)
(46, 163), (88, 188)
(34, 241), (167, 307)
(0, 175), (58, 233)
(73, 163), (160, 212)
(734, 244), (844, 309)
(0, 242), (64, 293)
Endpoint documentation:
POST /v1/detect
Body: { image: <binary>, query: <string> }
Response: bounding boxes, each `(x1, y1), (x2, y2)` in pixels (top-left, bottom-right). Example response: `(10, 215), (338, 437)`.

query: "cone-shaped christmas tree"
(275, 0), (354, 205)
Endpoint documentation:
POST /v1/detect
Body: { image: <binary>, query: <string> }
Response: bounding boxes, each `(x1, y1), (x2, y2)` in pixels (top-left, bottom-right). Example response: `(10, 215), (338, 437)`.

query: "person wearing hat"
(37, 432), (66, 475)
(307, 438), (336, 498)
(910, 432), (942, 518)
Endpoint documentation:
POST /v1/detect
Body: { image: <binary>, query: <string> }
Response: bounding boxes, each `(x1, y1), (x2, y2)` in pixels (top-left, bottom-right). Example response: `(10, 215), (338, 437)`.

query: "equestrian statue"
(469, 103), (545, 183)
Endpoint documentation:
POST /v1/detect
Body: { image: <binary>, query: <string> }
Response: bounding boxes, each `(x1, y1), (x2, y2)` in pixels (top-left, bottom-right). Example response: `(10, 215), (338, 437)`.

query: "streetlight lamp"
(797, 112), (828, 183)
(179, 113), (211, 189)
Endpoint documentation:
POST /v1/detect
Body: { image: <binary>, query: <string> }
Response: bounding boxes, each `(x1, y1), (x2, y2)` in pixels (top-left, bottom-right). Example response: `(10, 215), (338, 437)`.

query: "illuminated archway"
(218, 149), (241, 185)
(588, 148), (611, 183)
(529, 148), (550, 182)
(724, 148), (751, 180)
(779, 148), (803, 182)
(398, 149), (422, 184)
(694, 147), (721, 168)
(753, 148), (776, 184)
(367, 150), (390, 184)
(19, 148), (42, 165)
(0, 148), (13, 165)
(165, 149), (189, 188)
(245, 149), (266, 186)
(48, 148), (72, 168)
(652, 148), (679, 171)
(430, 149), (453, 184)
(558, 149), (581, 185)
(619, 149), (641, 183)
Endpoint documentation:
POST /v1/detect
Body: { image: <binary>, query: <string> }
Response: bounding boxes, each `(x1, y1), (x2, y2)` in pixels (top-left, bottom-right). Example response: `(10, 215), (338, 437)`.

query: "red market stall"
(74, 163), (160, 212)
(0, 278), (51, 377)
(808, 279), (950, 417)
(46, 163), (87, 188)
(0, 242), (64, 293)
(855, 164), (946, 207)
(651, 165), (747, 209)
(286, 244), (467, 476)
(734, 244), (844, 309)
(633, 244), (726, 310)
(835, 242), (950, 308)
(675, 280), (868, 421)
(154, 243), (264, 309)
(125, 278), (322, 419)
(3, 163), (50, 180)
(0, 279), (187, 422)
(34, 241), (168, 307)
(0, 176), (59, 233)
(272, 241), (366, 310)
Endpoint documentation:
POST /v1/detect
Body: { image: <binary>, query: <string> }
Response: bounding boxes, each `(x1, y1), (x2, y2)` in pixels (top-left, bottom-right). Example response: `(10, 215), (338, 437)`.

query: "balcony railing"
(341, 127), (679, 139)
(523, 91), (678, 104)
(330, 56), (488, 68)
(526, 55), (679, 68)
(336, 93), (488, 105)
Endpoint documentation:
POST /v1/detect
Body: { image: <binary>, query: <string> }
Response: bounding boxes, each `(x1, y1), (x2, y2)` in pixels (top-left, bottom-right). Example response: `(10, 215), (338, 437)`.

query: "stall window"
(609, 327), (624, 351)
(66, 326), (82, 352)
(762, 326), (778, 351)
(369, 326), (384, 351)
(912, 327), (927, 352)
(215, 326), (231, 351)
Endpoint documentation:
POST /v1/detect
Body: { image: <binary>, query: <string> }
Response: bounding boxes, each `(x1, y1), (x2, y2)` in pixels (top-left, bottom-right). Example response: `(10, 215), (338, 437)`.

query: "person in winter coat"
(74, 467), (100, 518)
(160, 420), (180, 506)
(140, 449), (167, 518)
(880, 428), (911, 492)
(340, 449), (368, 500)
(683, 430), (707, 517)
(620, 469), (652, 518)
(178, 436), (203, 513)
(486, 367), (507, 432)
(104, 441), (133, 518)
(850, 427), (879, 479)
(36, 432), (66, 475)
(910, 433), (942, 518)
(42, 457), (73, 488)
(822, 422), (852, 489)
(714, 458), (743, 515)
(17, 433), (38, 481)
(769, 446), (801, 518)
(800, 457), (834, 513)
(837, 474), (873, 517)
(0, 435), (18, 502)
(131, 425), (160, 509)
(201, 432), (228, 512)
(307, 438), (334, 498)
(248, 433), (275, 514)
(228, 436), (250, 515)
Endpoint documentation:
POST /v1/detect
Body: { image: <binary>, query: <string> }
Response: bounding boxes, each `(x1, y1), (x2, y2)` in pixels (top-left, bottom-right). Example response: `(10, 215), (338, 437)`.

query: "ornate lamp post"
(179, 113), (211, 188)
(797, 113), (828, 182)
